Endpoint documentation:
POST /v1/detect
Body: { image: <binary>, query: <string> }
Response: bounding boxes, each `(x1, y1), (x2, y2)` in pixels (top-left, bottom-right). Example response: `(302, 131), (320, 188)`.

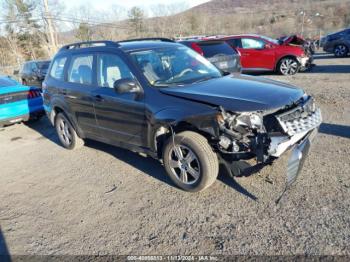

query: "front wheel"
(277, 57), (299, 76)
(55, 112), (84, 150)
(334, 44), (348, 57)
(163, 131), (219, 192)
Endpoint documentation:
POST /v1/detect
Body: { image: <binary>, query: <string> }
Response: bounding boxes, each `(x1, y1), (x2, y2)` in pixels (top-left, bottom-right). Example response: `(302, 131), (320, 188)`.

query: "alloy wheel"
(334, 45), (348, 57)
(280, 59), (299, 75)
(168, 145), (201, 185)
(57, 117), (72, 146)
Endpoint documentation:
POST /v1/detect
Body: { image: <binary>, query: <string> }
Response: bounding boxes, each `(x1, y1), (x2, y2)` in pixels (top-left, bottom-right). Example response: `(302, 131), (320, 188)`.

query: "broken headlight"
(235, 113), (264, 130)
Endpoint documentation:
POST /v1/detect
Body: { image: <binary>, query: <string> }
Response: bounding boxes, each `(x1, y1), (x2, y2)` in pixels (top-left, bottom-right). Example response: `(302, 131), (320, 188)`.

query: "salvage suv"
(43, 39), (322, 192)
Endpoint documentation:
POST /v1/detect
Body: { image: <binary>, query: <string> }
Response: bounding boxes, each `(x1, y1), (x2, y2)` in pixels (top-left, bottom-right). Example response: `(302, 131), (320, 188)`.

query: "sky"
(61, 0), (210, 12)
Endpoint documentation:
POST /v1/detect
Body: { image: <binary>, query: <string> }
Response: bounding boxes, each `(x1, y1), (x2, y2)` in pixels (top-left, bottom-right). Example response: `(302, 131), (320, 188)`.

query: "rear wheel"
(278, 57), (299, 75)
(334, 44), (348, 57)
(55, 113), (84, 150)
(163, 131), (219, 192)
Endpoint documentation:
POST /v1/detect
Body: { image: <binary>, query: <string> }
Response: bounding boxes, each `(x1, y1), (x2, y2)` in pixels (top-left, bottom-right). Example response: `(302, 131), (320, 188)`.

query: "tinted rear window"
(0, 77), (18, 87)
(199, 42), (236, 57)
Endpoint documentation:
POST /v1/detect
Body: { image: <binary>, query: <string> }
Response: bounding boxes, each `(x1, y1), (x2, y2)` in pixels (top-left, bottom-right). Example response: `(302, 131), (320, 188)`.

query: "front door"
(92, 52), (146, 147)
(237, 38), (275, 70)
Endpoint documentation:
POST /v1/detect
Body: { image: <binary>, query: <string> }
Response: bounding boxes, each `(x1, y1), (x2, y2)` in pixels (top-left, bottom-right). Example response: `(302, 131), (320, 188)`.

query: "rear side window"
(97, 54), (133, 88)
(227, 39), (242, 48)
(241, 38), (265, 49)
(50, 57), (67, 80)
(68, 55), (93, 85)
(199, 42), (236, 57)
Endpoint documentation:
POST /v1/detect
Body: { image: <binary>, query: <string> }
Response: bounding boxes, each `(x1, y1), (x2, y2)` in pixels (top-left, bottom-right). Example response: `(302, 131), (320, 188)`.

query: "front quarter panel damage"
(149, 107), (220, 156)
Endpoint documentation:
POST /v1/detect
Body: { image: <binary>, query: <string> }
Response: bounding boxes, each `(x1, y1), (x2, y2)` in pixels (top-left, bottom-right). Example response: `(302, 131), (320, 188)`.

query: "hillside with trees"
(0, 0), (349, 74)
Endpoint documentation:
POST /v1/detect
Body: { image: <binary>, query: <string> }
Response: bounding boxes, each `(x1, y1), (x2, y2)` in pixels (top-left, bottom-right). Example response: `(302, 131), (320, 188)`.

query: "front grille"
(275, 98), (322, 136)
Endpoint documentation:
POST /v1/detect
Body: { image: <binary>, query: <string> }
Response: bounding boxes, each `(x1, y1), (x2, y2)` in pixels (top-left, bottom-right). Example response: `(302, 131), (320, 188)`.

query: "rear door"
(92, 51), (146, 147)
(64, 53), (99, 136)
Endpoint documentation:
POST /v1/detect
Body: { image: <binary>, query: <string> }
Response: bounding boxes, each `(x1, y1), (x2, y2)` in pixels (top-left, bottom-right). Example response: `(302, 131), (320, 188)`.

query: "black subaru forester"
(43, 38), (322, 192)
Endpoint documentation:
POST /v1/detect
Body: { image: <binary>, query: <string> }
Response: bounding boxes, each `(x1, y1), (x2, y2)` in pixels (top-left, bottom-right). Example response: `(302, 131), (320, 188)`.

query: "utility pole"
(300, 11), (306, 37)
(43, 0), (57, 55)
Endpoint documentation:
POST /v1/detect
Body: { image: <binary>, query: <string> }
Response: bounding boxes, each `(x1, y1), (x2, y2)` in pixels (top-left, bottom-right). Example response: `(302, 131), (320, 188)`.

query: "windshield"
(129, 46), (222, 86)
(260, 35), (280, 45)
(0, 77), (18, 87)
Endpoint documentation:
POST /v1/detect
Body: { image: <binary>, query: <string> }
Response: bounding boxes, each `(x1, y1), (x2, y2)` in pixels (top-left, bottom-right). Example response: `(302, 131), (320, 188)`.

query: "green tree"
(128, 6), (145, 37)
(4, 0), (46, 60)
(75, 22), (92, 41)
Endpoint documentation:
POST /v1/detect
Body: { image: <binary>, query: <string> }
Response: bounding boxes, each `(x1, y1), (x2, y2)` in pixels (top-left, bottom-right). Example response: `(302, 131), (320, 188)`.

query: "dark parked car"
(322, 28), (350, 57)
(43, 39), (322, 192)
(217, 34), (313, 75)
(0, 75), (43, 127)
(177, 38), (241, 73)
(19, 60), (51, 88)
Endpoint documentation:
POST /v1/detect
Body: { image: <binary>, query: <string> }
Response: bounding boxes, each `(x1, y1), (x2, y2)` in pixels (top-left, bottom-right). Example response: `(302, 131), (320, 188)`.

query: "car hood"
(159, 74), (304, 112)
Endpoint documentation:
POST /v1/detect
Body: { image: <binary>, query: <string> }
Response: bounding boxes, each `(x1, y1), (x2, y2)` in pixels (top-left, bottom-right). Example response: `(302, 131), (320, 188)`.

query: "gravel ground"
(0, 53), (349, 256)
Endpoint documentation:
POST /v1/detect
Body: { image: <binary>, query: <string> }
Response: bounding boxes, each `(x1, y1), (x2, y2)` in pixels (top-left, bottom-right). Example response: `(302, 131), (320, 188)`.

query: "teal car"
(0, 75), (44, 127)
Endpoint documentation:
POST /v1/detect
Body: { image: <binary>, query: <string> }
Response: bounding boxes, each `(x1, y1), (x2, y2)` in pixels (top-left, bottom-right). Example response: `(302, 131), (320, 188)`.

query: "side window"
(97, 54), (133, 88)
(227, 39), (242, 48)
(50, 56), (67, 80)
(31, 63), (37, 71)
(23, 63), (30, 73)
(68, 55), (93, 85)
(241, 38), (265, 49)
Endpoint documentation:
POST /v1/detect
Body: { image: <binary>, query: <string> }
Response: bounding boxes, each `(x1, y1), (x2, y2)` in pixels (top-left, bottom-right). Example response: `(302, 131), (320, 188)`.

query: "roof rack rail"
(119, 37), (175, 43)
(59, 40), (119, 51)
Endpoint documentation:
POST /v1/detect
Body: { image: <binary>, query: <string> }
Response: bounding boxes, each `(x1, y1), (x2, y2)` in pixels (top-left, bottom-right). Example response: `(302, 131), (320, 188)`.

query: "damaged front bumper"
(298, 55), (314, 71)
(286, 127), (317, 186)
(219, 99), (322, 183)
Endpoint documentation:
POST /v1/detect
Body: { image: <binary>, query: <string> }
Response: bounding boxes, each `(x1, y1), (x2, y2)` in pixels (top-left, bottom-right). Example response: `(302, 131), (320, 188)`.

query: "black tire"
(334, 44), (349, 57)
(22, 79), (27, 86)
(162, 131), (219, 192)
(55, 112), (84, 150)
(277, 57), (299, 76)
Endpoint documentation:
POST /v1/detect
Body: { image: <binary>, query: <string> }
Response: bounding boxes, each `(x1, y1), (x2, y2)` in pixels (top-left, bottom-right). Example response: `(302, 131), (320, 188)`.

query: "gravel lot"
(0, 53), (349, 256)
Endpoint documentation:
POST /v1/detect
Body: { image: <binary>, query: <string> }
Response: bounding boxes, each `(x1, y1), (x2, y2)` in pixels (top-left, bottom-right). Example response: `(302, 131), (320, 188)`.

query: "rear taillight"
(190, 42), (204, 56)
(28, 90), (41, 99)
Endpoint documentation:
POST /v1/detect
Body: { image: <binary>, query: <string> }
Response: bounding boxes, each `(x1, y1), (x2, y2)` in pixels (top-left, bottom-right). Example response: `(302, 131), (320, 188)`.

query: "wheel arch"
(153, 120), (218, 159)
(51, 104), (85, 139)
(275, 55), (299, 71)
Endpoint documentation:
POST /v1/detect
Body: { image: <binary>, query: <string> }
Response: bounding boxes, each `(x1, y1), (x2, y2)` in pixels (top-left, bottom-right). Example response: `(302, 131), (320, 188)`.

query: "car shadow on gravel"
(307, 64), (350, 74)
(0, 229), (11, 261)
(319, 123), (350, 139)
(85, 140), (173, 186)
(25, 117), (60, 145)
(84, 140), (258, 200)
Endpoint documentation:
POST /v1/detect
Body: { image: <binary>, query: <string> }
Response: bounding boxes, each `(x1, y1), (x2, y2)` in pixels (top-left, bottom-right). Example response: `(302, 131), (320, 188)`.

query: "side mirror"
(113, 78), (142, 94)
(265, 43), (273, 49)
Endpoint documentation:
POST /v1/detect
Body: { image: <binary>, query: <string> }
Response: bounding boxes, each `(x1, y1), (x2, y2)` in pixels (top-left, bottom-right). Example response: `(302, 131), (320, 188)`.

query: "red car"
(216, 34), (312, 75)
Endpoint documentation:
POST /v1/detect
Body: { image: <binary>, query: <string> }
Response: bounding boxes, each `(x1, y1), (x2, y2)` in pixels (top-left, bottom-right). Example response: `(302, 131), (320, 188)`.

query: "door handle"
(94, 94), (104, 102)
